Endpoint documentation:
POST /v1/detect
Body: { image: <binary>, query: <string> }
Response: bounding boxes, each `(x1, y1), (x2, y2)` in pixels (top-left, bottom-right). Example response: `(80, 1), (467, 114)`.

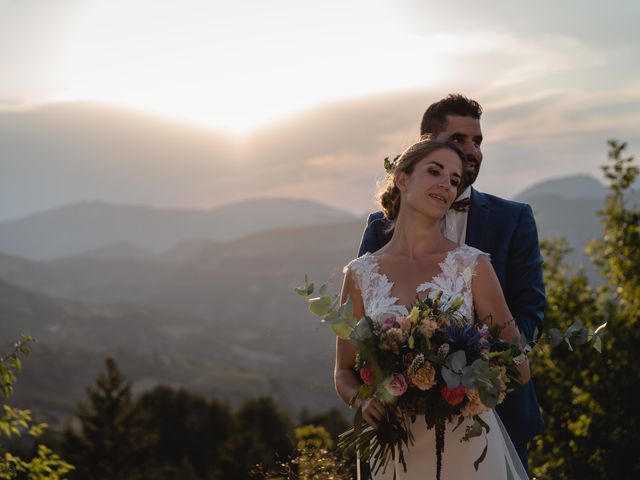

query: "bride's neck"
(386, 209), (447, 258)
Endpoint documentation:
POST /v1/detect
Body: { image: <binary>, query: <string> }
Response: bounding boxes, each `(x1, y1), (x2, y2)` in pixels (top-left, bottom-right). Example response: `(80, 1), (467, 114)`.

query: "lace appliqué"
(344, 254), (409, 321)
(344, 245), (488, 325)
(417, 245), (487, 322)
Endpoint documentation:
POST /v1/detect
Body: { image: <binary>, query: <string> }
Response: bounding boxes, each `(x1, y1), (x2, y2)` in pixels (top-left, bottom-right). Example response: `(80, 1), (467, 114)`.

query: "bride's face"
(397, 148), (462, 220)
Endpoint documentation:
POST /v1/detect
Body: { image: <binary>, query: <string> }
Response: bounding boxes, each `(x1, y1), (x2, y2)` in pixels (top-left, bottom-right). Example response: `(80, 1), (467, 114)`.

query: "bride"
(335, 140), (531, 479)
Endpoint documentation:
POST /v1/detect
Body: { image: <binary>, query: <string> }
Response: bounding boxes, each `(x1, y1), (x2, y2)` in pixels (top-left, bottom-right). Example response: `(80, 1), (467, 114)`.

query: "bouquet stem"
(435, 419), (445, 480)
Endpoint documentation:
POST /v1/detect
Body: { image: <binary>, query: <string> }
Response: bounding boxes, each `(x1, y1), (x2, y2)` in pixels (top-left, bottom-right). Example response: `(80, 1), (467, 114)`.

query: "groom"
(358, 94), (545, 471)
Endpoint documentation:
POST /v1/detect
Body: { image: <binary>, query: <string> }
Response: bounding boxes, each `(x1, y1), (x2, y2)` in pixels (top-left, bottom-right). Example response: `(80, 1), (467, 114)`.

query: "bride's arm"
(472, 255), (531, 384)
(334, 268), (385, 428)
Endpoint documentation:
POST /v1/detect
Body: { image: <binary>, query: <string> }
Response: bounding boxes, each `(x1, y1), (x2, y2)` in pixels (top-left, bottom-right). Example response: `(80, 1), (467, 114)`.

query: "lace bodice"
(344, 245), (488, 323)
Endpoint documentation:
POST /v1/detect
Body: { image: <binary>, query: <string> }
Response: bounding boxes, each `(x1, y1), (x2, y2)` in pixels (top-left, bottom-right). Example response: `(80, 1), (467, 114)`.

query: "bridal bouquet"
(295, 277), (605, 480)
(296, 278), (521, 479)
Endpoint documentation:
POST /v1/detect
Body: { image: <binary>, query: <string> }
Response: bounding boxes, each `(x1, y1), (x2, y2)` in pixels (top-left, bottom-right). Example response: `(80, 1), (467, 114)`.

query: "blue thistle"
(441, 322), (490, 360)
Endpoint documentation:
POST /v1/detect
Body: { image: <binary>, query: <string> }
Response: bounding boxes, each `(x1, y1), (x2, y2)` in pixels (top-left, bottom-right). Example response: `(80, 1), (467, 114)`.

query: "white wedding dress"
(345, 245), (529, 480)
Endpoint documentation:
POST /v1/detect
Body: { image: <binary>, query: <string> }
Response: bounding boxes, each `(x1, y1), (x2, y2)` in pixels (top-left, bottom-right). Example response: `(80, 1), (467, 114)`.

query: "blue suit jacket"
(357, 187), (545, 446)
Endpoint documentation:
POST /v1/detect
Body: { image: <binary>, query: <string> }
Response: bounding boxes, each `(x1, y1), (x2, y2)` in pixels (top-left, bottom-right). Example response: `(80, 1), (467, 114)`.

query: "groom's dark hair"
(420, 94), (483, 137)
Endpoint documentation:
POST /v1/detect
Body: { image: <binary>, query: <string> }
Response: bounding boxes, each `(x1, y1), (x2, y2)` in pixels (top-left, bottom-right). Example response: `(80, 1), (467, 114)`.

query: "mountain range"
(2, 174), (638, 424)
(4, 96), (638, 225)
(0, 198), (354, 260)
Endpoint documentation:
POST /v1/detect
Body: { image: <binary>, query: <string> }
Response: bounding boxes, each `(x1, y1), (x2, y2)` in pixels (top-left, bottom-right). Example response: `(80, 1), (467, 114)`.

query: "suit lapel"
(465, 188), (489, 249)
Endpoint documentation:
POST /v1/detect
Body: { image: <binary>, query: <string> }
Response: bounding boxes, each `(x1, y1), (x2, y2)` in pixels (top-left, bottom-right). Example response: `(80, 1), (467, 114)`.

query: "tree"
(134, 386), (232, 479)
(222, 397), (294, 479)
(298, 407), (349, 444)
(0, 336), (74, 479)
(529, 140), (640, 479)
(62, 358), (152, 480)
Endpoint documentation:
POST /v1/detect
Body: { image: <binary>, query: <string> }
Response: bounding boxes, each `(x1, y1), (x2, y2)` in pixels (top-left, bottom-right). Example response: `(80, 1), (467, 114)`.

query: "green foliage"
(529, 140), (640, 479)
(61, 359), (317, 479)
(299, 407), (349, 442)
(223, 397), (294, 480)
(62, 358), (153, 480)
(259, 425), (351, 480)
(134, 386), (233, 478)
(295, 280), (357, 340)
(0, 445), (73, 480)
(0, 336), (34, 400)
(0, 336), (74, 479)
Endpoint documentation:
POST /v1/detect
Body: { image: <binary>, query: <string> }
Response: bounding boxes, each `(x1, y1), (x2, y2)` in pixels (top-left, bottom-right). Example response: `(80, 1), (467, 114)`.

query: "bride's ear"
(395, 172), (408, 192)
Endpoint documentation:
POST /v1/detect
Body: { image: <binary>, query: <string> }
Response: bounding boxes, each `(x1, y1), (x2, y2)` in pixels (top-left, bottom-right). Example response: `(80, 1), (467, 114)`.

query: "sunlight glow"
(54, 1), (471, 132)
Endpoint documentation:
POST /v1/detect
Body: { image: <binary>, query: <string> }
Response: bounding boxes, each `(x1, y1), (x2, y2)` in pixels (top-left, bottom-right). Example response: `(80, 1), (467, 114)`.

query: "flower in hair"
(383, 154), (401, 173)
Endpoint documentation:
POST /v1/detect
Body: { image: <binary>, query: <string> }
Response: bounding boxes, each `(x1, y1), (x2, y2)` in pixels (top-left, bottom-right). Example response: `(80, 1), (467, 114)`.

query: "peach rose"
(410, 363), (436, 391)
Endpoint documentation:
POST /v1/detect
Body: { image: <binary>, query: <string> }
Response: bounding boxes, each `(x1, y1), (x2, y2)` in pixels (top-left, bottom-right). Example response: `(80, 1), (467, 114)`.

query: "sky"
(2, 0), (638, 132)
(0, 0), (639, 220)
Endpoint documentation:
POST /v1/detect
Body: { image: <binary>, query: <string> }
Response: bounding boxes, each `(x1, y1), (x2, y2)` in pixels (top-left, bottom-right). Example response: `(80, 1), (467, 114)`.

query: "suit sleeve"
(507, 204), (546, 344)
(357, 213), (383, 257)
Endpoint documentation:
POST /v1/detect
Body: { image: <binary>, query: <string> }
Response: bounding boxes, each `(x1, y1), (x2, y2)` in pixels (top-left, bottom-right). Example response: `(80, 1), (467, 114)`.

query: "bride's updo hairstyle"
(378, 140), (465, 230)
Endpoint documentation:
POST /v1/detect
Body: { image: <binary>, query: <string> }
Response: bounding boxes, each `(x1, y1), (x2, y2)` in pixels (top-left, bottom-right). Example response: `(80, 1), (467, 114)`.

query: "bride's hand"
(355, 397), (385, 429)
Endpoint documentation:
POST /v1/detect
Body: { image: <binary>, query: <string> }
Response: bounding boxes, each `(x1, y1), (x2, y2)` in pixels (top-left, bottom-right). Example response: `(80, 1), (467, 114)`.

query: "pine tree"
(62, 358), (152, 480)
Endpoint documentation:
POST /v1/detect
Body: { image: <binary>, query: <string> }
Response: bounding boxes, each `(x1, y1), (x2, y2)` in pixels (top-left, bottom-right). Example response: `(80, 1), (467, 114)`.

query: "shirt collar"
(456, 186), (471, 201)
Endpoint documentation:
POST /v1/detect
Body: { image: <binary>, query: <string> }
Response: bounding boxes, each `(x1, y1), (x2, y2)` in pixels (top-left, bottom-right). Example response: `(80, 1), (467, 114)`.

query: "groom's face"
(434, 115), (483, 188)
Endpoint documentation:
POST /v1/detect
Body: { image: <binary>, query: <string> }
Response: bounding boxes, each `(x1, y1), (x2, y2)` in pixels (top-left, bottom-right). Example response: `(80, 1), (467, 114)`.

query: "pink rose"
(381, 316), (400, 331)
(359, 367), (374, 385)
(384, 373), (408, 397)
(441, 384), (466, 405)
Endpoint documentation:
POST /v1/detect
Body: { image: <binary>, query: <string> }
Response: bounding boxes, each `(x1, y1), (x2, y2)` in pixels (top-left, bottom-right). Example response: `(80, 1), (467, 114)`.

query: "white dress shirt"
(439, 186), (471, 245)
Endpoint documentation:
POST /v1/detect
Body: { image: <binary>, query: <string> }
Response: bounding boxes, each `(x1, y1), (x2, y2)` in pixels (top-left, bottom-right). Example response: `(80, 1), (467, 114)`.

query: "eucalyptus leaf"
(477, 384), (499, 409)
(441, 366), (461, 388)
(319, 284), (327, 295)
(323, 310), (340, 322)
(294, 283), (314, 297)
(592, 334), (602, 353)
(331, 321), (354, 340)
(309, 295), (333, 317)
(549, 328), (563, 347)
(351, 318), (374, 342)
(566, 320), (584, 335)
(445, 350), (467, 373)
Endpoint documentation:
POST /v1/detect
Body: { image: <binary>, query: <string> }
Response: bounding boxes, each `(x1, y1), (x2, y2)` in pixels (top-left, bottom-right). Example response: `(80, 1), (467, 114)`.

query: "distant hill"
(0, 97), (423, 223)
(0, 275), (325, 421)
(0, 219), (367, 420)
(516, 174), (607, 201)
(514, 175), (640, 279)
(0, 198), (355, 260)
(2, 97), (639, 225)
(3, 174), (639, 423)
